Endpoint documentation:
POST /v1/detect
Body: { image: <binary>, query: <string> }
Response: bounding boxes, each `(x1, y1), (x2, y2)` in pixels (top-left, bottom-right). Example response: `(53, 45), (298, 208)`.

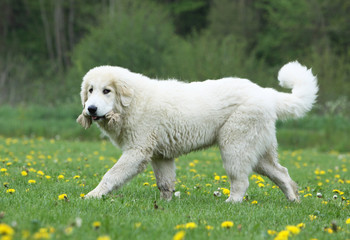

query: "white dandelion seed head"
(174, 191), (181, 198)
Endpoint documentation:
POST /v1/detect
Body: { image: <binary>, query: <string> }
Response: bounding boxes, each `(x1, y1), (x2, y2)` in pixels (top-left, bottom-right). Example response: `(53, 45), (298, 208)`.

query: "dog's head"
(77, 66), (134, 129)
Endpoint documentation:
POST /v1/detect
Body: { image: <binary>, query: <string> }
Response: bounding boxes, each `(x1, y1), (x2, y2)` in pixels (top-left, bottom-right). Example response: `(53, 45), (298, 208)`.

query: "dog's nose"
(88, 105), (97, 115)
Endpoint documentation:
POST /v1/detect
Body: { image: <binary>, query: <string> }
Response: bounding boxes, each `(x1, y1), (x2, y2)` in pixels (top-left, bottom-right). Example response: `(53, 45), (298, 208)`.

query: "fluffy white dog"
(77, 61), (318, 202)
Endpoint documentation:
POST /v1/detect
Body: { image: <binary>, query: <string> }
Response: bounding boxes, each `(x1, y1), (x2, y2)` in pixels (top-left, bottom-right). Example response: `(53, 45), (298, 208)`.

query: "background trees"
(0, 0), (349, 108)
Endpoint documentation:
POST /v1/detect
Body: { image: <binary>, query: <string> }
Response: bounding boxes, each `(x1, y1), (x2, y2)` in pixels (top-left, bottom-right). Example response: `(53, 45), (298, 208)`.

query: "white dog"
(77, 61), (318, 202)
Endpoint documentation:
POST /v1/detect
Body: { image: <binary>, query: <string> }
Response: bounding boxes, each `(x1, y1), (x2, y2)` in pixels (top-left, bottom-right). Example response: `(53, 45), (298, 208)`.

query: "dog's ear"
(76, 109), (92, 129)
(80, 81), (88, 106)
(113, 80), (134, 107)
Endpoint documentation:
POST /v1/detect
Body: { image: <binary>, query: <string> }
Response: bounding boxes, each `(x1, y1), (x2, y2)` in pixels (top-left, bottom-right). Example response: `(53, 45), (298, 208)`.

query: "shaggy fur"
(77, 61), (318, 202)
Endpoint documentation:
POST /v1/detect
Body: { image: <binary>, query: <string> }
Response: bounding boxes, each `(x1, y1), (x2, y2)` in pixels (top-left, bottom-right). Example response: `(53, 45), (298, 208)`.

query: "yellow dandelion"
(309, 215), (317, 221)
(28, 179), (36, 184)
(80, 193), (85, 198)
(93, 221), (101, 229)
(185, 222), (197, 229)
(267, 230), (277, 235)
(143, 182), (149, 186)
(73, 175), (80, 179)
(173, 231), (185, 240)
(346, 218), (350, 224)
(21, 171), (28, 176)
(58, 194), (68, 200)
(297, 223), (305, 229)
(222, 188), (230, 196)
(258, 182), (265, 188)
(6, 189), (15, 194)
(214, 176), (220, 181)
(286, 225), (300, 235)
(251, 200), (258, 204)
(37, 170), (44, 176)
(175, 224), (185, 230)
(64, 226), (73, 235)
(134, 222), (142, 228)
(45, 175), (51, 179)
(274, 230), (289, 240)
(221, 221), (234, 229)
(58, 175), (64, 180)
(304, 193), (312, 198)
(0, 223), (15, 236)
(332, 189), (344, 195)
(205, 225), (213, 230)
(97, 236), (111, 240)
(0, 168), (7, 172)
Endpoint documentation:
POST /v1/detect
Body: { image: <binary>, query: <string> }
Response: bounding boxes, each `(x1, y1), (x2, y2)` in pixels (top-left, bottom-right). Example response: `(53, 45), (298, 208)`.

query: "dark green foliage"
(0, 0), (349, 113)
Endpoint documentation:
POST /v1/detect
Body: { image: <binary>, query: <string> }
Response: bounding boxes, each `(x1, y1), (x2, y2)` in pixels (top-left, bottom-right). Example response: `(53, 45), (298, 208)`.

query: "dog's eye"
(89, 88), (93, 93)
(103, 89), (111, 94)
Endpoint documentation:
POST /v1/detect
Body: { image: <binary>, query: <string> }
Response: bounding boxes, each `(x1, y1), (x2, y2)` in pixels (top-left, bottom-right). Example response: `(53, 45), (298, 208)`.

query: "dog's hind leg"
(254, 148), (299, 202)
(151, 158), (176, 201)
(218, 113), (266, 203)
(219, 144), (255, 203)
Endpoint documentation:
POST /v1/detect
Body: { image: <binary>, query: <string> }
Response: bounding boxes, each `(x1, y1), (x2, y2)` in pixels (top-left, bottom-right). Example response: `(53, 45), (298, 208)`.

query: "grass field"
(0, 136), (349, 240)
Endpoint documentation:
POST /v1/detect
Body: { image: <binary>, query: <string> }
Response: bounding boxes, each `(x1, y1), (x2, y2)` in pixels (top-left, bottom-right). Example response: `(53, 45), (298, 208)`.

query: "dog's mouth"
(91, 115), (105, 121)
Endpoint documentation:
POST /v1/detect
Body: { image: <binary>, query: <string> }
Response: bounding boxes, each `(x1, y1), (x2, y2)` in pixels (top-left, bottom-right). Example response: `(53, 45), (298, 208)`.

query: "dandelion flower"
(64, 226), (73, 235)
(21, 171), (28, 176)
(175, 224), (185, 230)
(222, 188), (230, 196)
(58, 194), (68, 200)
(214, 176), (220, 181)
(174, 191), (181, 198)
(93, 221), (101, 229)
(37, 170), (44, 176)
(251, 200), (258, 204)
(0, 223), (15, 236)
(221, 221), (234, 229)
(274, 230), (289, 240)
(346, 218), (350, 224)
(143, 182), (149, 186)
(134, 222), (142, 228)
(6, 189), (15, 194)
(185, 222), (197, 229)
(286, 225), (300, 235)
(28, 179), (36, 184)
(97, 236), (111, 240)
(267, 230), (277, 235)
(309, 215), (317, 221)
(173, 231), (185, 240)
(58, 175), (64, 180)
(0, 168), (7, 172)
(205, 225), (213, 230)
(73, 175), (80, 179)
(297, 223), (305, 229)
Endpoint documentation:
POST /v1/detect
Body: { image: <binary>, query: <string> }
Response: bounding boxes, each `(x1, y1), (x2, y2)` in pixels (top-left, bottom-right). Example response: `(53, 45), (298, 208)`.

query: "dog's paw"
(85, 189), (104, 199)
(225, 196), (243, 203)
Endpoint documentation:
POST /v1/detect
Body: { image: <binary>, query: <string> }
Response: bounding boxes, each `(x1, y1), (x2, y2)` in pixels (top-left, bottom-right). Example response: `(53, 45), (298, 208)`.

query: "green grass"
(0, 136), (349, 239)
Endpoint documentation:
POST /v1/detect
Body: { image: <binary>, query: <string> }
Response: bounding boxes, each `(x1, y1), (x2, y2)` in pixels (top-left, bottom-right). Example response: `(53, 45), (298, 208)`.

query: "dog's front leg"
(85, 149), (150, 199)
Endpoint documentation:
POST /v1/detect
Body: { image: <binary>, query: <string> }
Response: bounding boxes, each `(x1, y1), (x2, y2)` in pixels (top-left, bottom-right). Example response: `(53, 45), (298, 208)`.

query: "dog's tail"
(275, 61), (318, 120)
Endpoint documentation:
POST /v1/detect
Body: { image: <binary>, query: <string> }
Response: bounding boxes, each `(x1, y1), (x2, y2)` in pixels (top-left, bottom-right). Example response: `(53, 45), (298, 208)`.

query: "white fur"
(80, 61), (318, 202)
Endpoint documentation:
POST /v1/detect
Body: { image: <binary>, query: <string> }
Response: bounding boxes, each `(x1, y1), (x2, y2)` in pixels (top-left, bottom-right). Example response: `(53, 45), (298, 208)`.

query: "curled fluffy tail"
(276, 61), (318, 120)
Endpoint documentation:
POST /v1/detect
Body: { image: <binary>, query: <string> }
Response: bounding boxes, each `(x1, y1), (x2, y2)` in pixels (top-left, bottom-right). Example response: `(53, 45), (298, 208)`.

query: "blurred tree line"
(0, 0), (349, 111)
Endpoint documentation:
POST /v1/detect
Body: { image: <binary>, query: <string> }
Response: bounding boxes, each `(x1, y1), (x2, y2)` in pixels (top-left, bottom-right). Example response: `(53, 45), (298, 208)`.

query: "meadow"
(0, 136), (349, 240)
